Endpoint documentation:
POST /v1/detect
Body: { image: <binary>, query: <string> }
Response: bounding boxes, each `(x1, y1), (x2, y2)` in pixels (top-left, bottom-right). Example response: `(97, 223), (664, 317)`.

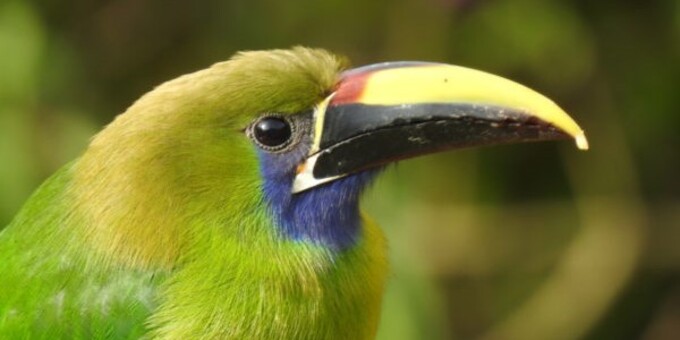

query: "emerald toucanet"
(0, 47), (587, 339)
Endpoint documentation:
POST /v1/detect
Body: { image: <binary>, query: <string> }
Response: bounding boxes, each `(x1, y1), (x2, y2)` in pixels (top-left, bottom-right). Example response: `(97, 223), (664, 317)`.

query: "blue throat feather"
(258, 146), (377, 250)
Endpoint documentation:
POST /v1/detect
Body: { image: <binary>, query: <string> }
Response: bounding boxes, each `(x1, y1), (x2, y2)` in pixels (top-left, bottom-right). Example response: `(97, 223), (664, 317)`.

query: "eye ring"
(247, 115), (297, 152)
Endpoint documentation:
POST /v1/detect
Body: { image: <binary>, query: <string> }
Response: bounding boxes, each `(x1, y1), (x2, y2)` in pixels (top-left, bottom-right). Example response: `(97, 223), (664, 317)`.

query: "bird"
(0, 47), (587, 339)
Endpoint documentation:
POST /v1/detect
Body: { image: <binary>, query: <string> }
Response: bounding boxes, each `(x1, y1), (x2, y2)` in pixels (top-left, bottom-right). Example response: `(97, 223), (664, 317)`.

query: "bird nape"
(0, 47), (587, 339)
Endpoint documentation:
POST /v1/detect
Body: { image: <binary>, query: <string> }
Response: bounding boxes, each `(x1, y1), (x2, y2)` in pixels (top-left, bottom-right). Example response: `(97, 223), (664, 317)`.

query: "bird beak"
(292, 62), (589, 193)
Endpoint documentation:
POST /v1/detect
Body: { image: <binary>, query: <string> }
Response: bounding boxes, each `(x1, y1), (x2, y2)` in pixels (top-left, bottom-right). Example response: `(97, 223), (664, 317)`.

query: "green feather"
(1, 48), (388, 339)
(0, 163), (162, 338)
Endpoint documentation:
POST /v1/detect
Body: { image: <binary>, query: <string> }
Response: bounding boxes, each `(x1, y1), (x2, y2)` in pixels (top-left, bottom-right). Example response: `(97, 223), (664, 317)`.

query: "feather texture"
(0, 48), (388, 339)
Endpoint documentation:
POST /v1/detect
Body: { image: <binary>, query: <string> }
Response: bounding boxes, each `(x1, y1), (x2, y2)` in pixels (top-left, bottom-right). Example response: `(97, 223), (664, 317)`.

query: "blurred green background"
(0, 0), (678, 339)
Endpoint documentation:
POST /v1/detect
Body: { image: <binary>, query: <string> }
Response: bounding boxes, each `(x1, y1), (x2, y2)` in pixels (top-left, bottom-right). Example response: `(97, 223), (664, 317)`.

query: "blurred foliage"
(1, 0), (678, 339)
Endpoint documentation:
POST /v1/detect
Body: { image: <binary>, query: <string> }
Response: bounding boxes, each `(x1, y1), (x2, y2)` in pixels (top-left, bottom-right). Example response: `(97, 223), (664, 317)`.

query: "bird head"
(73, 47), (587, 267)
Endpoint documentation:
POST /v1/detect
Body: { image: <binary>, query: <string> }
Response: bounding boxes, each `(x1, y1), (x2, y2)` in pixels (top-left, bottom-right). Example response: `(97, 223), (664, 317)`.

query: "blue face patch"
(257, 139), (378, 250)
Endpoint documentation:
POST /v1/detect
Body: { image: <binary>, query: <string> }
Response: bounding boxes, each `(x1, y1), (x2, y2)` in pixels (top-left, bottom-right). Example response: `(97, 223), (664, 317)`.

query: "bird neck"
(148, 213), (389, 339)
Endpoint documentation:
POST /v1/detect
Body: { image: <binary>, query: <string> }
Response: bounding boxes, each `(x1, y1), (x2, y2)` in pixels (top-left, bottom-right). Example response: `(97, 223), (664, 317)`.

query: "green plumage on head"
(0, 46), (587, 339)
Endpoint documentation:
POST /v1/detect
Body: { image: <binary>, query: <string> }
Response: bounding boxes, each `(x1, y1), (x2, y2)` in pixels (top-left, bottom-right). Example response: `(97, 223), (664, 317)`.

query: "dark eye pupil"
(253, 117), (292, 148)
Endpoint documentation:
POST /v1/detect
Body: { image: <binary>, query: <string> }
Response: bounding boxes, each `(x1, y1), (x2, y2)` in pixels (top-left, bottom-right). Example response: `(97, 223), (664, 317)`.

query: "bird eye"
(250, 116), (294, 151)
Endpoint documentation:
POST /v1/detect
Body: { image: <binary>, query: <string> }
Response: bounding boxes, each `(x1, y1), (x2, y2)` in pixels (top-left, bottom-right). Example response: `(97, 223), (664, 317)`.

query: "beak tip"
(575, 132), (589, 150)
